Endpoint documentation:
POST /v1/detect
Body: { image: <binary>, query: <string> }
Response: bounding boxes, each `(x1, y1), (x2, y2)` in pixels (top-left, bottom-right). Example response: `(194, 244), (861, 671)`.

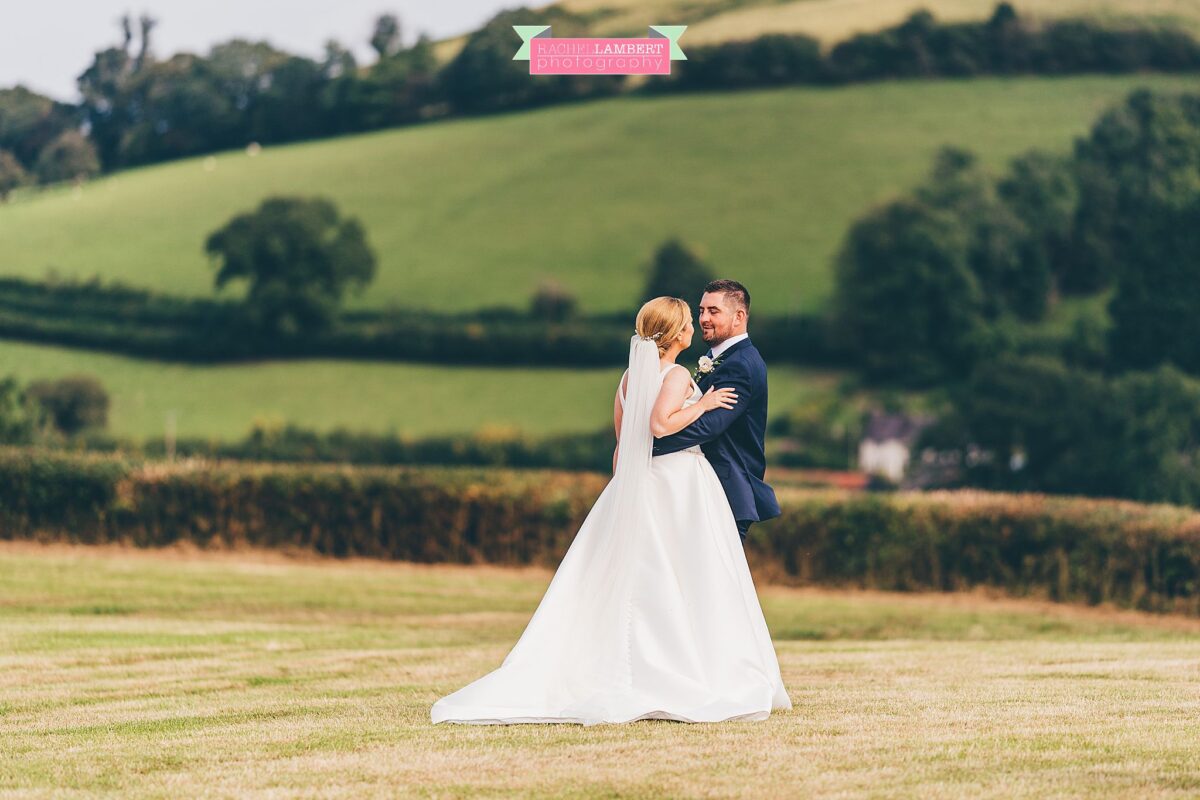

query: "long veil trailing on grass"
(431, 335), (790, 725)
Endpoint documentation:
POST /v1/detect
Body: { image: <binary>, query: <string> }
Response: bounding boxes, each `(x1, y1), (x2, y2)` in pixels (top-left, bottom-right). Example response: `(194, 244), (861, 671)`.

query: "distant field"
(431, 0), (1200, 62)
(556, 0), (1200, 45)
(2, 542), (1199, 797)
(0, 339), (836, 441)
(1, 75), (1193, 316)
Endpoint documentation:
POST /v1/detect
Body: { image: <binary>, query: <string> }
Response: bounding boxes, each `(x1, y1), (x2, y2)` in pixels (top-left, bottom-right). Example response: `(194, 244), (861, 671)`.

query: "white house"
(857, 412), (934, 484)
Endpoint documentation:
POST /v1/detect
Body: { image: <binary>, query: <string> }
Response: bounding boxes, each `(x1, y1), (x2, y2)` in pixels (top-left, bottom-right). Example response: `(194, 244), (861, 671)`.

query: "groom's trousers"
(736, 519), (753, 541)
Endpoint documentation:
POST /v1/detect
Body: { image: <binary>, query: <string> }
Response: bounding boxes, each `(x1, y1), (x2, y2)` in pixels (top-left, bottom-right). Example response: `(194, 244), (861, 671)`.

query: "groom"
(653, 279), (781, 541)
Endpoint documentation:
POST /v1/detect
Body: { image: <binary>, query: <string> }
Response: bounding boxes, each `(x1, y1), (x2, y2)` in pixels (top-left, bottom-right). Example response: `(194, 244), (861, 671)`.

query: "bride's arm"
(650, 369), (737, 438)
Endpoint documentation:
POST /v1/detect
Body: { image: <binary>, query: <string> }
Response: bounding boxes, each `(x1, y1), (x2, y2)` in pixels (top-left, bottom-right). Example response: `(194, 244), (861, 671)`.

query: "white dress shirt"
(710, 332), (749, 359)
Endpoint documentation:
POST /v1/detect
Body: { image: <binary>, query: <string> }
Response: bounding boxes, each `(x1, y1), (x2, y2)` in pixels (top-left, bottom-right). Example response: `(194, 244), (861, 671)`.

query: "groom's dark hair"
(704, 279), (750, 313)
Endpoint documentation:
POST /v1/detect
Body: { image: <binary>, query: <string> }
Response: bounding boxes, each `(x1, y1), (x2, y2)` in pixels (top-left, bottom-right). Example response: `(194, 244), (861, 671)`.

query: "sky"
(0, 1), (524, 102)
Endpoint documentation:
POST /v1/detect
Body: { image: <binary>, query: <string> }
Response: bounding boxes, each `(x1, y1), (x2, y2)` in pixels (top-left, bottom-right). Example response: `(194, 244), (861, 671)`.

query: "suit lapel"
(698, 338), (752, 389)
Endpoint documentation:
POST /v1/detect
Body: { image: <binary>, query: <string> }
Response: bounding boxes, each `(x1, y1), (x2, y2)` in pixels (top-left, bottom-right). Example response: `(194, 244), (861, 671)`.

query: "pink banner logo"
(513, 26), (687, 76)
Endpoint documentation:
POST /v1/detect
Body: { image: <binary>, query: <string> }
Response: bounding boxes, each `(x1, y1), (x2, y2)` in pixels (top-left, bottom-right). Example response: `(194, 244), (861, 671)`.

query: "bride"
(431, 296), (791, 725)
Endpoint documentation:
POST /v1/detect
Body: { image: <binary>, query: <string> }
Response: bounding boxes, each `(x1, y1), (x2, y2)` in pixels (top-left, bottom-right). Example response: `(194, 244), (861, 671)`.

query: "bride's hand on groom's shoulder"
(700, 386), (738, 412)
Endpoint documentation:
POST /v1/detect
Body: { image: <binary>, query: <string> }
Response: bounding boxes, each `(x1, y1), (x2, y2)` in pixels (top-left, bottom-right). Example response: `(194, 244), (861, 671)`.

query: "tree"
(371, 14), (402, 59)
(205, 196), (377, 336)
(0, 86), (79, 169)
(997, 150), (1079, 296)
(357, 35), (439, 129)
(1107, 196), (1200, 373)
(209, 42), (330, 143)
(207, 39), (292, 114)
(833, 196), (993, 384)
(0, 376), (42, 444)
(0, 149), (28, 200)
(1073, 90), (1200, 293)
(1069, 91), (1200, 372)
(641, 239), (714, 304)
(26, 375), (109, 436)
(136, 14), (158, 72)
(114, 54), (239, 165)
(317, 41), (364, 134)
(937, 355), (1200, 505)
(440, 7), (621, 115)
(33, 130), (100, 184)
(77, 15), (154, 168)
(918, 147), (1052, 321)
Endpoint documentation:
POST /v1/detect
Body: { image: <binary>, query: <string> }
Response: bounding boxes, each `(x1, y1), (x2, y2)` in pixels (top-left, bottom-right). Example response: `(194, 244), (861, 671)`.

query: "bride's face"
(678, 316), (694, 349)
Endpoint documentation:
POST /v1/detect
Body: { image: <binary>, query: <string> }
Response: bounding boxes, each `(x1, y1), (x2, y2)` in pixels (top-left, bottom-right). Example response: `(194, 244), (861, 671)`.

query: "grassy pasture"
(1, 541), (1198, 797)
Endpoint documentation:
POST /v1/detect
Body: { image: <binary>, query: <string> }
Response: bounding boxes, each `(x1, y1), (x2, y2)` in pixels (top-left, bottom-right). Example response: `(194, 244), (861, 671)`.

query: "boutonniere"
(692, 355), (724, 383)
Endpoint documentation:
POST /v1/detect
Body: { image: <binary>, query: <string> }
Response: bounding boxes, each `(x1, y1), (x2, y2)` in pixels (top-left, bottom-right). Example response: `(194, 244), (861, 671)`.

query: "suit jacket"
(652, 337), (781, 524)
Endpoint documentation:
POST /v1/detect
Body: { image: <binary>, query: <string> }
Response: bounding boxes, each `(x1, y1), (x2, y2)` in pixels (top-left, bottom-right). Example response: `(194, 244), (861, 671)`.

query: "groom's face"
(698, 291), (738, 345)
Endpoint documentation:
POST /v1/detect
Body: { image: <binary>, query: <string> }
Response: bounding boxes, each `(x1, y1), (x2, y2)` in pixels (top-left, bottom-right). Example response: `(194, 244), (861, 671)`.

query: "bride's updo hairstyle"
(635, 296), (690, 355)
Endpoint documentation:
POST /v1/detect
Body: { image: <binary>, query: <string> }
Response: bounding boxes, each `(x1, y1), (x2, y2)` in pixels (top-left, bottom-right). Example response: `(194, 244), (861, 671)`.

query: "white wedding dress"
(430, 337), (791, 725)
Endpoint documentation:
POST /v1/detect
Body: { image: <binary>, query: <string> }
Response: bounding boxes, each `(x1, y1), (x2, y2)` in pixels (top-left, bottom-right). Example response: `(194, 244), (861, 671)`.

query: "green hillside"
(0, 75), (1192, 316)
(0, 340), (834, 440)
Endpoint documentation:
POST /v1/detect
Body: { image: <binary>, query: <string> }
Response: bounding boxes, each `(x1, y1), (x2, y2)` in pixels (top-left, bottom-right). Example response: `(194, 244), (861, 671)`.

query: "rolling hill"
(0, 75), (1192, 316)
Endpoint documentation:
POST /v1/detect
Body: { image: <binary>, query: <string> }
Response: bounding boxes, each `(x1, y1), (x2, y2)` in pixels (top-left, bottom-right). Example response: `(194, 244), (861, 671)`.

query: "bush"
(33, 130), (100, 184)
(2, 448), (1199, 614)
(0, 149), (28, 200)
(529, 281), (578, 323)
(25, 375), (109, 436)
(0, 377), (43, 444)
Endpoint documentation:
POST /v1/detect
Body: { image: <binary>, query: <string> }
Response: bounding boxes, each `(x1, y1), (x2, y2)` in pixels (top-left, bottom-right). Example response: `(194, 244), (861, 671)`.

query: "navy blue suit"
(652, 337), (781, 533)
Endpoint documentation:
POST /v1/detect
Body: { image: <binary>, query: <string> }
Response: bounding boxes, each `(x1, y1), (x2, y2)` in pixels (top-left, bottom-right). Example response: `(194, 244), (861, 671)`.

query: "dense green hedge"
(2, 447), (1198, 614)
(0, 448), (604, 563)
(0, 277), (845, 366)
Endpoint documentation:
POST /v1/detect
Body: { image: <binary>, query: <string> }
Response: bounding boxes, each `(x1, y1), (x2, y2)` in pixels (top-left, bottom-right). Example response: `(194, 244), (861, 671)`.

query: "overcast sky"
(1, 1), (523, 102)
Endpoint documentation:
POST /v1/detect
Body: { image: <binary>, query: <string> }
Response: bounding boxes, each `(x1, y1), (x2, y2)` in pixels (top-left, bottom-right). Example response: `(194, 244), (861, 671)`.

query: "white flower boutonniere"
(692, 355), (724, 383)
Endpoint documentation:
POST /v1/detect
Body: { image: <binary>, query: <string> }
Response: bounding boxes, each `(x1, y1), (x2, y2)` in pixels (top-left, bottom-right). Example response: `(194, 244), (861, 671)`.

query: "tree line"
(3, 3), (1200, 190)
(833, 89), (1200, 506)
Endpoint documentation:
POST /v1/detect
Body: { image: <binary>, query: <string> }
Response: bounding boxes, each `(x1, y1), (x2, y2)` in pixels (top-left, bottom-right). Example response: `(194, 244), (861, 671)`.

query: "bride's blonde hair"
(635, 297), (690, 355)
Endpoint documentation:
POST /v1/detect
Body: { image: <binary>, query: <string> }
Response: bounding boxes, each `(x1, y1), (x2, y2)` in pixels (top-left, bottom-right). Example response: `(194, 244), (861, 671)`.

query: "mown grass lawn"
(2, 541), (1198, 798)
(2, 75), (1195, 316)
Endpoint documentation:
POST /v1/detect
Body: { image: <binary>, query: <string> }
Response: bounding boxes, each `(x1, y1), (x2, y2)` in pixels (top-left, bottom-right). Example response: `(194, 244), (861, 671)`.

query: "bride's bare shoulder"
(659, 364), (691, 390)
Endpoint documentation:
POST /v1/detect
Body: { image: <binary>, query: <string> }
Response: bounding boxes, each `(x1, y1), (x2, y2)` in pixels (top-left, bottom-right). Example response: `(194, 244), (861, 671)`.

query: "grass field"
(555, 0), (1200, 45)
(1, 75), (1194, 316)
(0, 339), (837, 440)
(2, 541), (1199, 797)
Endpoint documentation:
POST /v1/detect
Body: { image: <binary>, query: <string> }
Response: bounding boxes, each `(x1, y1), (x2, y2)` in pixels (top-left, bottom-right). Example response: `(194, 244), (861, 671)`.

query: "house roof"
(862, 411), (934, 445)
